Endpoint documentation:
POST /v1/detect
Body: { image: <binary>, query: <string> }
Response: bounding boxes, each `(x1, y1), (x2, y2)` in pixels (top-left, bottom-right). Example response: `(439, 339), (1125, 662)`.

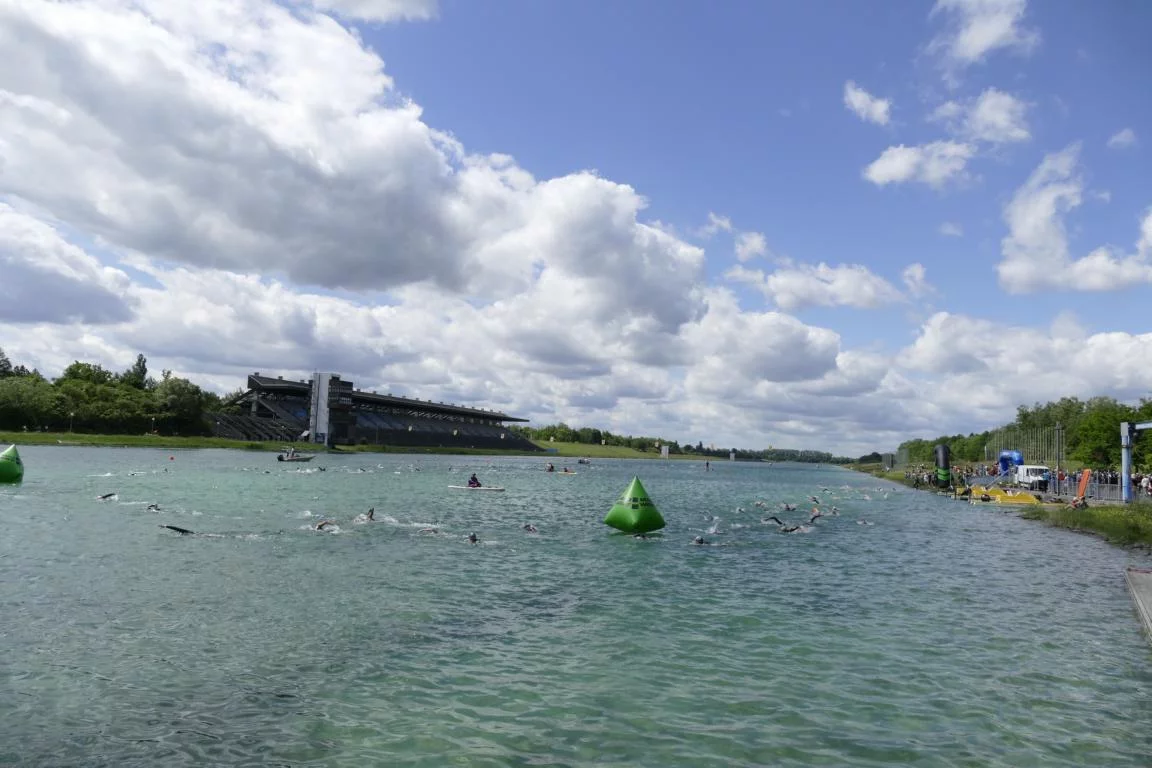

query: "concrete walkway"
(1125, 567), (1152, 643)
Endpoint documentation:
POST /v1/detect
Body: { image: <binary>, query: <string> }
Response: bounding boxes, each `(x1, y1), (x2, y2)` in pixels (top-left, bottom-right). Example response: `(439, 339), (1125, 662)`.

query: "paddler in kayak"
(468, 473), (482, 488)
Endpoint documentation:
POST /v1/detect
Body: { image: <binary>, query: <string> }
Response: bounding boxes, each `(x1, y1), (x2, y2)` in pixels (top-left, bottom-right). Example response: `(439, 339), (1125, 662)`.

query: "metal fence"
(891, 425), (1067, 471)
(1050, 477), (1125, 502)
(984, 425), (1066, 469)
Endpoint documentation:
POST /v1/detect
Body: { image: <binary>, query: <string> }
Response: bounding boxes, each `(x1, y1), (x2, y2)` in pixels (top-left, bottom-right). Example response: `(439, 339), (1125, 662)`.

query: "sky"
(1, 0), (1150, 456)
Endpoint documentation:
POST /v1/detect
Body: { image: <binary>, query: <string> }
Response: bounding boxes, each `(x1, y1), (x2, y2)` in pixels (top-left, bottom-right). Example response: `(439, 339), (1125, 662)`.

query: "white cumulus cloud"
(998, 144), (1152, 292)
(698, 211), (733, 237)
(306, 0), (437, 22)
(843, 81), (891, 126)
(0, 204), (135, 325)
(0, 0), (953, 456)
(901, 263), (934, 298)
(940, 222), (964, 237)
(898, 312), (1152, 424)
(929, 0), (1040, 74)
(735, 231), (768, 262)
(964, 88), (1030, 143)
(1107, 128), (1137, 149)
(728, 263), (906, 311)
(929, 88), (1029, 143)
(863, 141), (975, 189)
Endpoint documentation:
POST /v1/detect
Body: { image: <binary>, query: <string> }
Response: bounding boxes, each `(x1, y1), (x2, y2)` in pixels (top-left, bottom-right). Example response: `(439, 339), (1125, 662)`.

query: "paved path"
(1125, 567), (1152, 644)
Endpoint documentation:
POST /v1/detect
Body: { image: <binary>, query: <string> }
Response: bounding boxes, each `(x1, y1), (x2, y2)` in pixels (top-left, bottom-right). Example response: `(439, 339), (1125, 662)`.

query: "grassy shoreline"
(0, 431), (704, 460)
(850, 462), (1152, 549)
(1018, 503), (1152, 548)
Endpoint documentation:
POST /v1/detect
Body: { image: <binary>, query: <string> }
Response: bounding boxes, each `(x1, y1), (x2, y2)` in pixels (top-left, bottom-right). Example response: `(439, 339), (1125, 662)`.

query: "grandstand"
(208, 372), (541, 452)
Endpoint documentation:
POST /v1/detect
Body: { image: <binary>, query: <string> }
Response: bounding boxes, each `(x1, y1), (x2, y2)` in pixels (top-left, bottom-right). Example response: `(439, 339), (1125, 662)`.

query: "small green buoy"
(604, 476), (665, 534)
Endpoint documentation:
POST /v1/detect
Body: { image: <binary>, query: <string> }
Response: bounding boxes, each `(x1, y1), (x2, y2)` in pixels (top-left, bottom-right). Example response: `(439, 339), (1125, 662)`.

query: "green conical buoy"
(0, 444), (23, 484)
(604, 476), (665, 533)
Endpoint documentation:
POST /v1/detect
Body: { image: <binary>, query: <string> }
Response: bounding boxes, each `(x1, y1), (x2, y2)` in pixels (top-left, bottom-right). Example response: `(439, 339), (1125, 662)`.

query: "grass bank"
(1019, 502), (1152, 548)
(0, 431), (282, 451)
(0, 431), (532, 456)
(0, 431), (692, 460)
(850, 461), (1152, 548)
(851, 463), (915, 487)
(530, 441), (701, 460)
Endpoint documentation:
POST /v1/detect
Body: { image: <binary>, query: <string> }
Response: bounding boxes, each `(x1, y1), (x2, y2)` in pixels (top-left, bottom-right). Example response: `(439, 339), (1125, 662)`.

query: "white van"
(1015, 465), (1050, 490)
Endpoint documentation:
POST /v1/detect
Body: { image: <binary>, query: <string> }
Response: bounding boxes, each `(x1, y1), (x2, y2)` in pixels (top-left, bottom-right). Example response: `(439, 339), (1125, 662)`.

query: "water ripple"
(2, 448), (1151, 766)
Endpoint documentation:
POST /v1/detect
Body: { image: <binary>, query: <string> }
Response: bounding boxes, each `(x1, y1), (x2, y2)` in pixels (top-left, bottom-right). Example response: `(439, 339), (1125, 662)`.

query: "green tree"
(154, 374), (211, 435)
(59, 361), (114, 386)
(0, 375), (61, 430)
(1069, 397), (1133, 467)
(0, 348), (12, 379)
(120, 354), (150, 390)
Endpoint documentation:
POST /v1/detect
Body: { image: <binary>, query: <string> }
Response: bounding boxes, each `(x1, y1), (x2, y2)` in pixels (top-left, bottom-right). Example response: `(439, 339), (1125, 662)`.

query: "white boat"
(448, 485), (506, 492)
(277, 447), (314, 462)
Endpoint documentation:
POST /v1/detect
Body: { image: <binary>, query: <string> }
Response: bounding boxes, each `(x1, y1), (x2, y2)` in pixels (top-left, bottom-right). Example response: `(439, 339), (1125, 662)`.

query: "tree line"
(896, 396), (1152, 470)
(0, 349), (221, 436)
(0, 347), (857, 460)
(509, 423), (851, 463)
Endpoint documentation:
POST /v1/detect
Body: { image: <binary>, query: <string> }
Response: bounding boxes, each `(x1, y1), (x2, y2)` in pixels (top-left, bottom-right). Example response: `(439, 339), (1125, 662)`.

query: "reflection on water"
(2, 447), (1151, 766)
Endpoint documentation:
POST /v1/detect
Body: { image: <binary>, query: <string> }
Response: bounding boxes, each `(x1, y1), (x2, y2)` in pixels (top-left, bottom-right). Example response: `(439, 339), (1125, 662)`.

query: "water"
(2, 447), (1151, 766)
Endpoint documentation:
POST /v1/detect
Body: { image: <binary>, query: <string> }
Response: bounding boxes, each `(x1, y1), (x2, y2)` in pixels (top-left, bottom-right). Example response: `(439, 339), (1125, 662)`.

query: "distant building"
(210, 372), (541, 451)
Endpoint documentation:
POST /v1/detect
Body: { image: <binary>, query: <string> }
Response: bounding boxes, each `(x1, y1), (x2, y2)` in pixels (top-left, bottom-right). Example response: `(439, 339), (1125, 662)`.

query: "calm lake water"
(2, 447), (1151, 767)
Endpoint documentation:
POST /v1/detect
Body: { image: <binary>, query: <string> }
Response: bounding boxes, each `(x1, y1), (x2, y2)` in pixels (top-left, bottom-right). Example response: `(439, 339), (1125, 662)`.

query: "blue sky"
(1, 0), (1150, 454)
(368, 0), (1152, 342)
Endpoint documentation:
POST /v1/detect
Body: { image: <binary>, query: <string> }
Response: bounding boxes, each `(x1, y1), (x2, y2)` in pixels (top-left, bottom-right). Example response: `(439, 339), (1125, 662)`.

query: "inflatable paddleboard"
(448, 485), (506, 492)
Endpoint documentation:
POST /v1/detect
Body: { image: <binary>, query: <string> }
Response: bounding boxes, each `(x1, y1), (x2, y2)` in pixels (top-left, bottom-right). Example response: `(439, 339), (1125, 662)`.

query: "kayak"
(448, 485), (506, 492)
(0, 444), (23, 483)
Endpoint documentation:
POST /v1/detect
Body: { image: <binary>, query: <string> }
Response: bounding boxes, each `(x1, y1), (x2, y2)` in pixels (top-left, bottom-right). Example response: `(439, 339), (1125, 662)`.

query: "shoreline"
(850, 462), (1152, 549)
(0, 431), (711, 461)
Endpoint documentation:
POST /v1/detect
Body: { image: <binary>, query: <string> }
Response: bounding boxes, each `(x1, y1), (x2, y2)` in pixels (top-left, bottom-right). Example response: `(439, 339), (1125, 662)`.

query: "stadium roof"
(246, 373), (528, 423)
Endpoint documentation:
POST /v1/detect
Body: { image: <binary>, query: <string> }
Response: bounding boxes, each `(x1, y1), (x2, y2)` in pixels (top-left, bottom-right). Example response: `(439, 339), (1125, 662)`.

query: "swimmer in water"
(147, 503), (161, 512)
(763, 515), (800, 533)
(160, 524), (194, 535)
(633, 533), (648, 539)
(523, 523), (538, 533)
(780, 503), (797, 512)
(808, 507), (824, 524)
(857, 519), (874, 526)
(97, 492), (117, 500)
(692, 536), (706, 545)
(467, 532), (479, 544)
(366, 507), (375, 521)
(418, 527), (438, 534)
(315, 520), (336, 531)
